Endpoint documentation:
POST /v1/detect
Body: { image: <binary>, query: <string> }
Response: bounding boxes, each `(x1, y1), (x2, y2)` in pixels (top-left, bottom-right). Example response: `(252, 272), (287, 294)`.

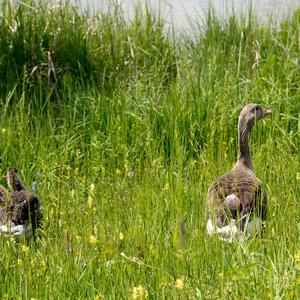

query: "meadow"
(0, 0), (299, 299)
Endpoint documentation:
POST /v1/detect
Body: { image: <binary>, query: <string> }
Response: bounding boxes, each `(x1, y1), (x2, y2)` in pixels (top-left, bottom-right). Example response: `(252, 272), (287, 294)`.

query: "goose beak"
(263, 108), (272, 117)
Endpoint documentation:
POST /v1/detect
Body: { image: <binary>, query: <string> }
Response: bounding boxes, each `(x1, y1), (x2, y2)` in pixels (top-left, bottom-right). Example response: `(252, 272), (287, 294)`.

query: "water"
(80, 0), (300, 31)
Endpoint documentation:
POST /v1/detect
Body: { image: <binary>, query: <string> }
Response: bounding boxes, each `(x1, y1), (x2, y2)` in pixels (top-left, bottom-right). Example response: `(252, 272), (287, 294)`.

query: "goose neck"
(238, 118), (253, 170)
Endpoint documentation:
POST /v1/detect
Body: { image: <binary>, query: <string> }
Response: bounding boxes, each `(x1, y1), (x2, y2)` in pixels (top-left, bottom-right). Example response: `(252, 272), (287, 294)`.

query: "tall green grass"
(0, 0), (299, 299)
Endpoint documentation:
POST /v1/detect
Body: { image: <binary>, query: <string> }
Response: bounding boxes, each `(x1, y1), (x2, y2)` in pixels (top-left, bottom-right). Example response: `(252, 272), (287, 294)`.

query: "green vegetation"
(0, 0), (299, 298)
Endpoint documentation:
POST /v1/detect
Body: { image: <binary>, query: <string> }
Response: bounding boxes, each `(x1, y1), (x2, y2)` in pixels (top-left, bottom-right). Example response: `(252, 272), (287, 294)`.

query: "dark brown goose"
(206, 103), (272, 241)
(8, 168), (42, 234)
(0, 168), (42, 239)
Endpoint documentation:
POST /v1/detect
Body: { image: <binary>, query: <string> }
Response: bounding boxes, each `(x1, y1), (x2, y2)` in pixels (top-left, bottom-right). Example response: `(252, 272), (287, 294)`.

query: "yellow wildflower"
(119, 232), (124, 240)
(95, 293), (104, 300)
(89, 235), (98, 246)
(1, 128), (6, 134)
(40, 259), (46, 271)
(87, 196), (94, 208)
(21, 245), (29, 255)
(297, 173), (300, 180)
(162, 183), (169, 192)
(131, 285), (148, 299)
(76, 149), (81, 160)
(294, 251), (300, 262)
(175, 277), (185, 289)
(17, 258), (23, 267)
(294, 251), (300, 270)
(90, 183), (95, 192)
(271, 227), (276, 237)
(115, 168), (122, 176)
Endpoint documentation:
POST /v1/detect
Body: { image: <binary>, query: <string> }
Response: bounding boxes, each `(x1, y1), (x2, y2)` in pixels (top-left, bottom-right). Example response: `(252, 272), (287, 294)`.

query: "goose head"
(6, 168), (24, 192)
(239, 103), (272, 126)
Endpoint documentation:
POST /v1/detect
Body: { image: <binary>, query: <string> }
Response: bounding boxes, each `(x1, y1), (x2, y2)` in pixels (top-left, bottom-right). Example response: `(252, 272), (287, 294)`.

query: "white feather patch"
(207, 218), (238, 243)
(0, 222), (32, 240)
(207, 216), (262, 243)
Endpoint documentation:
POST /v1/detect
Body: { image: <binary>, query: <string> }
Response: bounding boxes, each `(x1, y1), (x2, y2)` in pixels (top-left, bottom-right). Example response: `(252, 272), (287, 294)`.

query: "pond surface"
(80, 0), (300, 31)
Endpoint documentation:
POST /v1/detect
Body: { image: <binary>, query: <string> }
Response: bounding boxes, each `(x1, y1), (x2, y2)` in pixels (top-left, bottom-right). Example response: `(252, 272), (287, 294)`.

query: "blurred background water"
(79, 0), (300, 31)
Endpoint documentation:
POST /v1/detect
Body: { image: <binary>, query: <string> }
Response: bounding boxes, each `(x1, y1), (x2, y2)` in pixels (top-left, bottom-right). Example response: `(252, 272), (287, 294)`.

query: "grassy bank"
(0, 0), (299, 299)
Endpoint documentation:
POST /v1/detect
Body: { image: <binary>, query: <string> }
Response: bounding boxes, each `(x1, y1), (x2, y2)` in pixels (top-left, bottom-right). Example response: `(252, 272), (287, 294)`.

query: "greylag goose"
(0, 168), (42, 240)
(206, 103), (272, 242)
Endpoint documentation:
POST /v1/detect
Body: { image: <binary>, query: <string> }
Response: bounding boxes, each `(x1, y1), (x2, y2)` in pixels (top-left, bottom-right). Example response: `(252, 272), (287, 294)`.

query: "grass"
(0, 0), (299, 299)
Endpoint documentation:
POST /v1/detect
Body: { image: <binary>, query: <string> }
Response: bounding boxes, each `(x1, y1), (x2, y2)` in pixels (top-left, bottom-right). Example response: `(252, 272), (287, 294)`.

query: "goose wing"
(11, 191), (42, 230)
(207, 167), (265, 226)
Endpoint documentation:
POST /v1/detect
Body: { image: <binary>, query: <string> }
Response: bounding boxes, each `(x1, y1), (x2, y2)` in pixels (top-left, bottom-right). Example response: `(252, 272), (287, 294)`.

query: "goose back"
(207, 165), (265, 228)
